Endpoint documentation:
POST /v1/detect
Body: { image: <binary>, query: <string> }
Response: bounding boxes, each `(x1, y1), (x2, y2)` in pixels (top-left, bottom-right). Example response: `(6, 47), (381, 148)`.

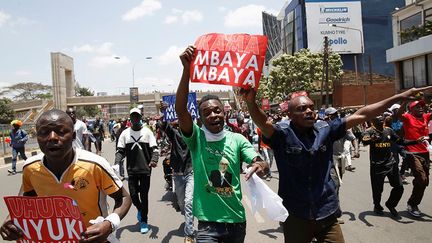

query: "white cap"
(389, 104), (401, 111)
(130, 108), (142, 115)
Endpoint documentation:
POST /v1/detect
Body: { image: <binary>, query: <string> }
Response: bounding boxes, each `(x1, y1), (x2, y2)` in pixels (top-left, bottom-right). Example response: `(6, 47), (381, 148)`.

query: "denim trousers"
(173, 172), (195, 237)
(11, 147), (27, 171)
(196, 221), (246, 243)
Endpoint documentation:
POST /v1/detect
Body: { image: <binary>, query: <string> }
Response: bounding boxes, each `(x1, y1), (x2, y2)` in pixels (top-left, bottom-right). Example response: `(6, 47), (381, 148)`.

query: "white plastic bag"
(245, 168), (288, 222)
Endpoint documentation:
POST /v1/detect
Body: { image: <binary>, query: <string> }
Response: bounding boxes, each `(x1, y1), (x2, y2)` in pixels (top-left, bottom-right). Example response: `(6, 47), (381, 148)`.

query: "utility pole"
(368, 55), (373, 85)
(323, 36), (330, 107)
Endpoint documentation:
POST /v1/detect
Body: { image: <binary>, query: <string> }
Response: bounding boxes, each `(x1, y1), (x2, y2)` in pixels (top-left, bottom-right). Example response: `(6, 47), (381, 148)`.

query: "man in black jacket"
(115, 108), (159, 234)
(159, 102), (195, 243)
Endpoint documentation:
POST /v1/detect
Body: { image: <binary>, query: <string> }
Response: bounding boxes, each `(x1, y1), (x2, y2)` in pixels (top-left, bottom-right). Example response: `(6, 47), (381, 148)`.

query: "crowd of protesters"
(1, 46), (432, 243)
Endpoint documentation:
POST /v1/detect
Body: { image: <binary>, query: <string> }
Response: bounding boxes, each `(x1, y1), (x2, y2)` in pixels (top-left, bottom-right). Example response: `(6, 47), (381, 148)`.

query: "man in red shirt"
(398, 100), (431, 217)
(226, 111), (252, 142)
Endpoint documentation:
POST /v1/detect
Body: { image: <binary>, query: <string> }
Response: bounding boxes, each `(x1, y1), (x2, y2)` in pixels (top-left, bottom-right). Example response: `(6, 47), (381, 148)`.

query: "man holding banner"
(241, 84), (432, 242)
(175, 45), (269, 243)
(0, 109), (132, 242)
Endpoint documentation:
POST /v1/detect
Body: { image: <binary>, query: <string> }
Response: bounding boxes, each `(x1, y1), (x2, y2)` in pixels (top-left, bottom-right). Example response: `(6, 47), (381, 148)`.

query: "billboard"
(305, 0), (363, 54)
(130, 87), (139, 103)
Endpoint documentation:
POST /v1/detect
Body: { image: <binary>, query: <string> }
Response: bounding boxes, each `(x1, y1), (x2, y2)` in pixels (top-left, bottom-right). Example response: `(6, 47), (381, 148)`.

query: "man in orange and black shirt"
(0, 109), (131, 242)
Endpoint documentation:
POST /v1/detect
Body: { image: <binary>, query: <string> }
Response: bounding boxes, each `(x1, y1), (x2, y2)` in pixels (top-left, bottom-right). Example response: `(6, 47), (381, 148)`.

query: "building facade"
(264, 0), (405, 76)
(386, 0), (432, 91)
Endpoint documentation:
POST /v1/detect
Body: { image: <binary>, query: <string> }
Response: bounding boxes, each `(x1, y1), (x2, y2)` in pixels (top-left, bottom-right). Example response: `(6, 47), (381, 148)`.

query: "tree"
(0, 82), (52, 101)
(257, 49), (343, 102)
(0, 98), (15, 124)
(74, 83), (101, 118)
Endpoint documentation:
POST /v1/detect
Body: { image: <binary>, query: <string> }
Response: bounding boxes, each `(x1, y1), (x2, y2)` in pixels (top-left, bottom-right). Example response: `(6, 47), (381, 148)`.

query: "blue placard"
(162, 92), (198, 122)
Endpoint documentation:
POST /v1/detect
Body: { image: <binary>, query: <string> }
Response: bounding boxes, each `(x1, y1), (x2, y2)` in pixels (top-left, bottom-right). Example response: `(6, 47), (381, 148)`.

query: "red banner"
(279, 101), (289, 112)
(190, 33), (268, 90)
(262, 98), (270, 111)
(4, 196), (85, 242)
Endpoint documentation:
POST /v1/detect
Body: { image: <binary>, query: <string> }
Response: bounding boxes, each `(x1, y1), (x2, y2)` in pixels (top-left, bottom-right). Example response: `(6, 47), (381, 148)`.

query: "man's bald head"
(288, 96), (313, 112)
(37, 109), (74, 130)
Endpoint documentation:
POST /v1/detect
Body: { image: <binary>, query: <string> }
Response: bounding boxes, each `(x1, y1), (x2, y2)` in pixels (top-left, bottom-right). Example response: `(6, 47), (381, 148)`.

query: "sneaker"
(385, 202), (400, 218)
(374, 205), (384, 215)
(137, 211), (141, 222)
(184, 236), (195, 243)
(407, 204), (421, 217)
(7, 169), (16, 175)
(345, 165), (356, 172)
(265, 175), (271, 181)
(140, 222), (149, 234)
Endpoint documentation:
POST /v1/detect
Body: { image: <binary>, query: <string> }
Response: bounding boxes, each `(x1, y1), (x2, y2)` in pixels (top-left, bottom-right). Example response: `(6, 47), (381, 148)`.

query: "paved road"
(0, 141), (431, 242)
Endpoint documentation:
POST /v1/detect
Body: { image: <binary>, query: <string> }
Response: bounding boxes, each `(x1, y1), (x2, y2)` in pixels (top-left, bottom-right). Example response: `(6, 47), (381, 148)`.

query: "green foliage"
(400, 21), (432, 44)
(0, 98), (15, 124)
(257, 49), (343, 102)
(75, 83), (95, 96)
(0, 82), (52, 101)
(74, 83), (101, 118)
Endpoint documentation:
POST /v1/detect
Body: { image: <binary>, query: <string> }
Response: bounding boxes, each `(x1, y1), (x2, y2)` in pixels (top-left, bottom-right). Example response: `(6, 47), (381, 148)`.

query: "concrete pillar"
(51, 52), (75, 111)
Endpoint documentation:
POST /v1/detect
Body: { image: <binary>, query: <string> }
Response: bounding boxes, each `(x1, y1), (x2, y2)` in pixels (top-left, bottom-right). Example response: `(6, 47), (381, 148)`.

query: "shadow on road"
(160, 191), (175, 202)
(342, 211), (356, 221)
(359, 210), (416, 226)
(116, 222), (139, 239)
(401, 211), (432, 222)
(258, 225), (283, 240)
(161, 222), (185, 243)
(149, 224), (160, 239)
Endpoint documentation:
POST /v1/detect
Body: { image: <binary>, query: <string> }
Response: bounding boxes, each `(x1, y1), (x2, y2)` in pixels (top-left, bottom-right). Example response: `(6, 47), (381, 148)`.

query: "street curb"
(0, 150), (40, 166)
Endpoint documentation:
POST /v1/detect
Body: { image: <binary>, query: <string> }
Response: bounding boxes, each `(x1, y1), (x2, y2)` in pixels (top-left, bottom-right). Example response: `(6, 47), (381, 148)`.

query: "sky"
(0, 0), (284, 96)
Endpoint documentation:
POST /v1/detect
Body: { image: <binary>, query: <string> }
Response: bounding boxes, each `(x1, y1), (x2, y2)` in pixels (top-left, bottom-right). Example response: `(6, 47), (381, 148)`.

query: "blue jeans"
(11, 147), (27, 171)
(196, 221), (246, 243)
(173, 172), (194, 237)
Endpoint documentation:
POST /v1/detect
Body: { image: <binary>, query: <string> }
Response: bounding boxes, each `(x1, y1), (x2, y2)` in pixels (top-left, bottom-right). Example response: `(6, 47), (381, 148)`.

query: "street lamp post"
(114, 56), (152, 88)
(328, 24), (367, 105)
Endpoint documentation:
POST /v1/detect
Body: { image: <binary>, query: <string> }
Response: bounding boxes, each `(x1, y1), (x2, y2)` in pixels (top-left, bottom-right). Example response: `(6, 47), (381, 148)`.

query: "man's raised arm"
(175, 46), (195, 136)
(346, 86), (432, 129)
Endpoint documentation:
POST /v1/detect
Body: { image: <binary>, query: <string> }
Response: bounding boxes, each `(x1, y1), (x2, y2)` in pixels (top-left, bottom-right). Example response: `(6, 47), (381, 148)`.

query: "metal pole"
(2, 129), (6, 156)
(132, 65), (135, 88)
(368, 54), (373, 85)
(354, 55), (358, 84)
(324, 36), (330, 107)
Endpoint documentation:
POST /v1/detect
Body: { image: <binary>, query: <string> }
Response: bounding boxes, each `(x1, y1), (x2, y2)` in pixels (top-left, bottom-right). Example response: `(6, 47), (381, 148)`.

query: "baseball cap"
(408, 100), (425, 111)
(389, 104), (401, 111)
(130, 108), (142, 115)
(325, 107), (338, 115)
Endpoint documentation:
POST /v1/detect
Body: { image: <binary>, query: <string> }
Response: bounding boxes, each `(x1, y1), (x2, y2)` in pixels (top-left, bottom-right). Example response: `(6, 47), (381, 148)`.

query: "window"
(400, 12), (422, 44)
(400, 12), (422, 30)
(425, 8), (432, 23)
(403, 59), (414, 88)
(413, 56), (426, 87)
